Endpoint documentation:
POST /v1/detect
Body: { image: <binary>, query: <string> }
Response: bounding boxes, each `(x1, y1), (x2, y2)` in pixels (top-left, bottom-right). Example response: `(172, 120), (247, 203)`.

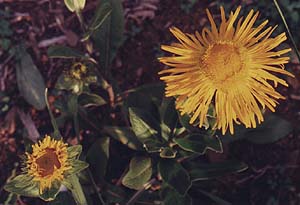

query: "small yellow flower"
(159, 6), (294, 135)
(70, 62), (87, 80)
(25, 135), (71, 193)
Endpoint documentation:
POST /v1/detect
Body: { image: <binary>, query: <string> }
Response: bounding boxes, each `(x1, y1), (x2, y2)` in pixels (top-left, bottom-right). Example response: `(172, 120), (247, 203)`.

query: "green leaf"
(64, 0), (86, 12)
(158, 159), (191, 195)
(220, 114), (293, 144)
(129, 107), (165, 152)
(126, 83), (165, 106)
(160, 147), (177, 159)
(12, 174), (34, 188)
(143, 138), (166, 153)
(189, 160), (248, 181)
(4, 193), (18, 205)
(16, 48), (46, 110)
(82, 2), (112, 41)
(199, 190), (232, 205)
(129, 107), (160, 140)
(78, 92), (106, 107)
(4, 174), (40, 198)
(55, 74), (82, 94)
(48, 192), (76, 205)
(161, 186), (192, 205)
(103, 126), (143, 150)
(122, 156), (152, 190)
(47, 45), (86, 59)
(67, 94), (79, 115)
(86, 137), (110, 182)
(174, 134), (223, 154)
(178, 113), (199, 132)
(160, 98), (178, 134)
(39, 180), (61, 201)
(67, 145), (82, 159)
(244, 114), (293, 144)
(92, 0), (124, 71)
(69, 159), (89, 175)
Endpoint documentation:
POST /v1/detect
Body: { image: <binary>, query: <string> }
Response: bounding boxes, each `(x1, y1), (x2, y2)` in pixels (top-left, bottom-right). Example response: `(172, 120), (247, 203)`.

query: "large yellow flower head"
(25, 135), (71, 193)
(4, 135), (88, 201)
(159, 6), (294, 135)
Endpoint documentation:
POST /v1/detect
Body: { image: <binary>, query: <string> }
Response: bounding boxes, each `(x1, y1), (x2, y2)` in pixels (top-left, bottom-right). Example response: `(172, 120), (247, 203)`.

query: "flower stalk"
(68, 175), (88, 205)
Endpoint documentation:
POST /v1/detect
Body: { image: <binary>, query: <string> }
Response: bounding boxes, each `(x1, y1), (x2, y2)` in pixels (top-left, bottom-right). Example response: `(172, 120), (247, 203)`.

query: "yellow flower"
(25, 135), (71, 194)
(158, 6), (294, 135)
(70, 62), (87, 80)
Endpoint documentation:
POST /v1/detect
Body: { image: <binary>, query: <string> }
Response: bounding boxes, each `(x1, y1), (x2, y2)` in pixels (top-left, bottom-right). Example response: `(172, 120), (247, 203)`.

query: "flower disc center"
(202, 43), (244, 82)
(36, 148), (61, 177)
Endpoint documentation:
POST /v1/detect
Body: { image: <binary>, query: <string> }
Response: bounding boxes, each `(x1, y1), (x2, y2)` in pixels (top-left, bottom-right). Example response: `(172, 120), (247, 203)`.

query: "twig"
(87, 169), (106, 205)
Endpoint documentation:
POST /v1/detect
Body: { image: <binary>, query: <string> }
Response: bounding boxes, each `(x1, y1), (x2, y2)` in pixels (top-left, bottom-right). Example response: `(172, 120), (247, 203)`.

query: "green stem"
(69, 175), (88, 205)
(45, 88), (61, 139)
(70, 94), (81, 144)
(273, 0), (300, 62)
(76, 11), (86, 32)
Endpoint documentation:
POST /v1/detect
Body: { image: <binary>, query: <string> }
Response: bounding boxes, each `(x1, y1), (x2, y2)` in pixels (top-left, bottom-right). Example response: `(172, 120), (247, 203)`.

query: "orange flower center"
(202, 43), (245, 83)
(36, 148), (61, 177)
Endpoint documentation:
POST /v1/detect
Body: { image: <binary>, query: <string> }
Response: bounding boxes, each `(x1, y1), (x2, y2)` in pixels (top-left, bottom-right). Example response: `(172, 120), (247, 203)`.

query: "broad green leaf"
(245, 114), (293, 144)
(160, 147), (177, 158)
(67, 94), (79, 115)
(69, 159), (89, 175)
(159, 98), (178, 141)
(55, 74), (83, 94)
(16, 49), (46, 110)
(129, 107), (160, 140)
(142, 138), (166, 153)
(199, 190), (232, 205)
(126, 83), (165, 106)
(92, 0), (124, 71)
(129, 107), (165, 152)
(161, 186), (192, 205)
(82, 2), (112, 41)
(40, 180), (61, 201)
(122, 157), (152, 190)
(4, 193), (17, 205)
(158, 159), (191, 195)
(67, 145), (82, 159)
(160, 98), (178, 134)
(78, 92), (106, 107)
(64, 0), (86, 12)
(219, 124), (248, 144)
(12, 174), (34, 188)
(174, 134), (223, 154)
(47, 45), (86, 59)
(178, 113), (199, 132)
(86, 137), (110, 182)
(189, 160), (248, 181)
(126, 92), (159, 115)
(4, 177), (39, 198)
(103, 126), (143, 150)
(220, 114), (293, 144)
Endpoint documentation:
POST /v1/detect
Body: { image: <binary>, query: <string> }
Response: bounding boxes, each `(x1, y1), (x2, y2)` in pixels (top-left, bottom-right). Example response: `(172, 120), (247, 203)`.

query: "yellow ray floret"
(158, 6), (294, 135)
(25, 135), (71, 193)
